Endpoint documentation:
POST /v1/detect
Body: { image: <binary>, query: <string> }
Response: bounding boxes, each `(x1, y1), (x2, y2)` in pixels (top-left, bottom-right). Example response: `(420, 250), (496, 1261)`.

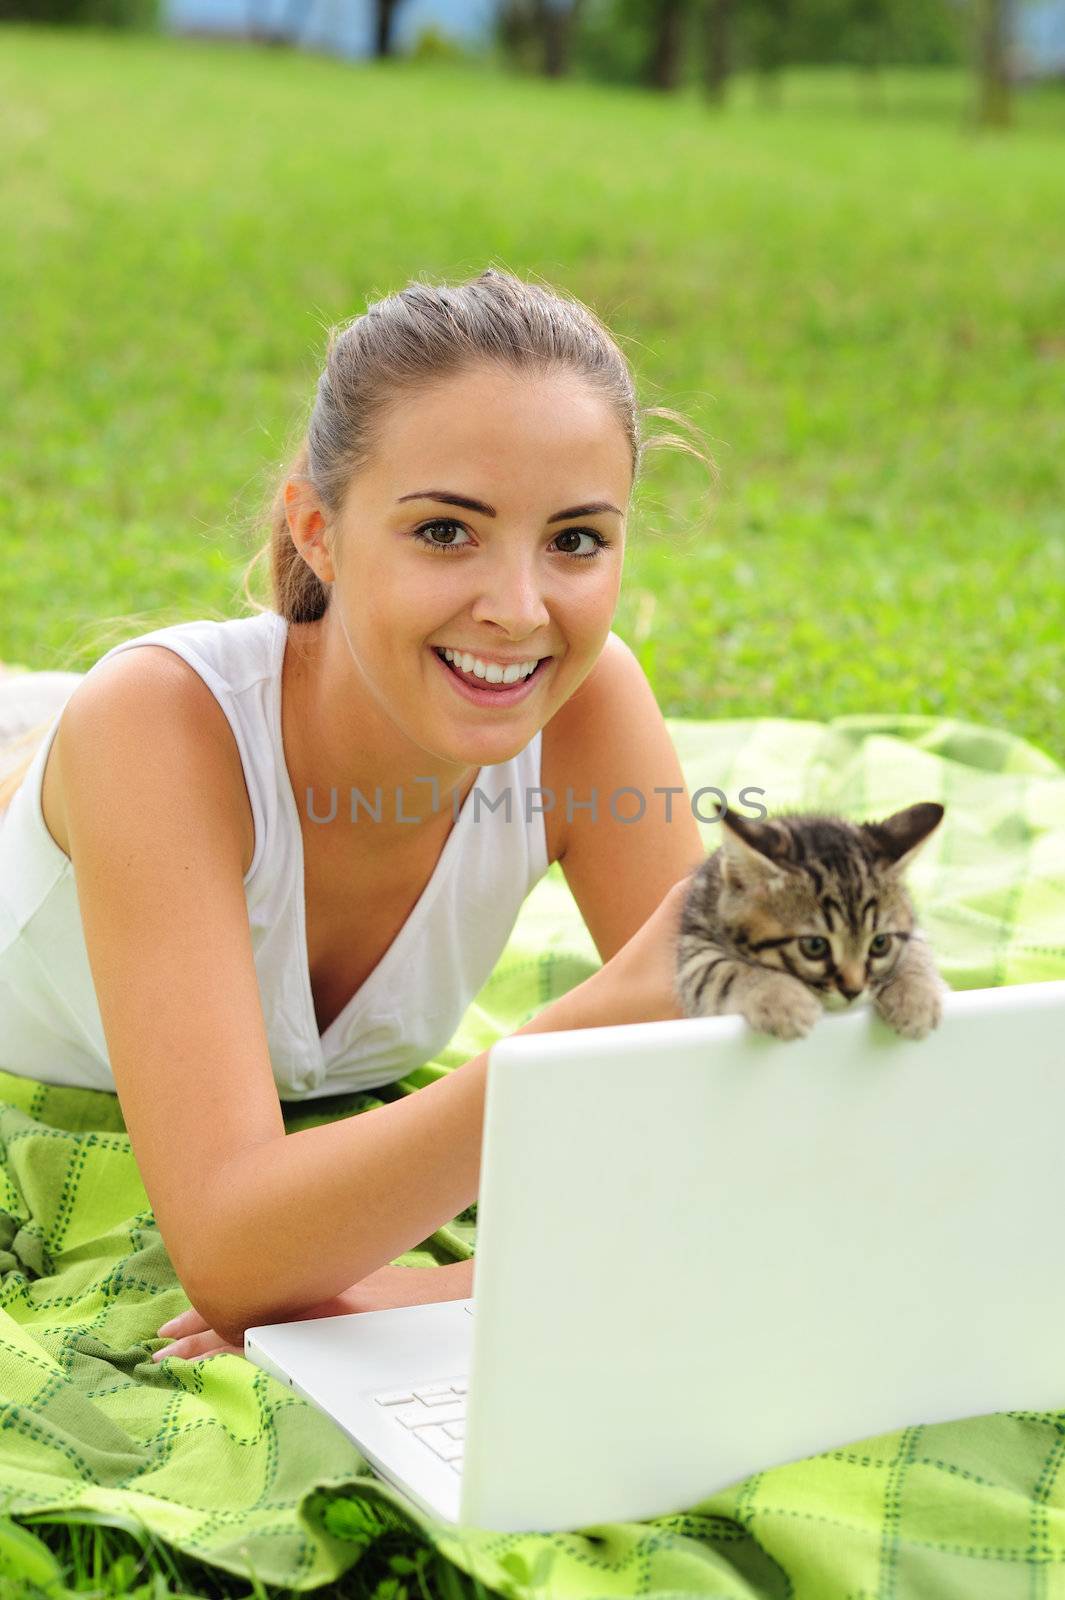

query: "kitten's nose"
(837, 981), (863, 1002)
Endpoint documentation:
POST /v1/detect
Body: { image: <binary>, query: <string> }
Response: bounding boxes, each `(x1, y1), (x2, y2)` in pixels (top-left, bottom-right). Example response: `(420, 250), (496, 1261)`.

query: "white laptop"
(245, 978), (1065, 1534)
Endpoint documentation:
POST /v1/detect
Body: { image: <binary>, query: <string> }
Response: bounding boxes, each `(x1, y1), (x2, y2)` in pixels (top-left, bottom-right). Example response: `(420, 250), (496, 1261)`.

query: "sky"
(165, 0), (494, 54)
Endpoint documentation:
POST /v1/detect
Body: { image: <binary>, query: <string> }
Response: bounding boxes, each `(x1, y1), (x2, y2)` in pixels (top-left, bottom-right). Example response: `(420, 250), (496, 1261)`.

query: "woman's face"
(315, 362), (633, 765)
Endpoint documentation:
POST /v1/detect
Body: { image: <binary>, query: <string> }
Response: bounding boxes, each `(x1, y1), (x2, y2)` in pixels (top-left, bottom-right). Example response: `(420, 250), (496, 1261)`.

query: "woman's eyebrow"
(396, 490), (623, 523)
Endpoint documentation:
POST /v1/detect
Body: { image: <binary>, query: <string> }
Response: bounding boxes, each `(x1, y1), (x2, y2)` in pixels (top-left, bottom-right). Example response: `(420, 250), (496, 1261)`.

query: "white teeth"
(441, 649), (540, 685)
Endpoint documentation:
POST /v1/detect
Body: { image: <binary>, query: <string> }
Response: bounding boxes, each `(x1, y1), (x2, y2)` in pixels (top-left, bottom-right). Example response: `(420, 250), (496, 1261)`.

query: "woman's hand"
(150, 1259), (475, 1364)
(586, 874), (697, 1027)
(151, 1305), (244, 1363)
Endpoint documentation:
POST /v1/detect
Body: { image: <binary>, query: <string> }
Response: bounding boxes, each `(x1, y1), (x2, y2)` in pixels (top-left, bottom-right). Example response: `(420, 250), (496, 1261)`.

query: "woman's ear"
(284, 479), (336, 585)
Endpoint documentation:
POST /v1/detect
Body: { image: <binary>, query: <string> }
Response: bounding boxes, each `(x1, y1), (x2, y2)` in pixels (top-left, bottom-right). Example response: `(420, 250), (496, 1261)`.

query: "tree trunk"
(647, 0), (686, 91)
(495, 0), (538, 72)
(976, 0), (1011, 127)
(533, 0), (585, 78)
(700, 0), (732, 104)
(749, 0), (790, 106)
(374, 0), (400, 59)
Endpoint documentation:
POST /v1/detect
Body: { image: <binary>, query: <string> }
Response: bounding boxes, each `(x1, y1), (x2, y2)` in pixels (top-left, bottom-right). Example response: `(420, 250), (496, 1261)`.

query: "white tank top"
(0, 610), (550, 1100)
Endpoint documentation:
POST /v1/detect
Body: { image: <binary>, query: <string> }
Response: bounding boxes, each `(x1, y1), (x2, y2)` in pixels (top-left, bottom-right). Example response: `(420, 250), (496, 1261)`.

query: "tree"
(495, 0), (588, 76)
(849, 0), (889, 68)
(847, 0), (890, 108)
(535, 0), (588, 75)
(974, 0), (1013, 126)
(698, 0), (734, 103)
(646, 0), (689, 89)
(742, 0), (794, 103)
(373, 0), (404, 57)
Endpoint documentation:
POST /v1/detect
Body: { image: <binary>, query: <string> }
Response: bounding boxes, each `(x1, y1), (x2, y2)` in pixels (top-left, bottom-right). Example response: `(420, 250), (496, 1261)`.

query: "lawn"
(1, 27), (1064, 1593)
(1, 26), (1063, 772)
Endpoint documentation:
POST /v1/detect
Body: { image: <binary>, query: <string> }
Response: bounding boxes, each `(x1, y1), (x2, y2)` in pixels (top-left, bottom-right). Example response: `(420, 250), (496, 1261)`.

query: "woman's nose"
(469, 567), (551, 635)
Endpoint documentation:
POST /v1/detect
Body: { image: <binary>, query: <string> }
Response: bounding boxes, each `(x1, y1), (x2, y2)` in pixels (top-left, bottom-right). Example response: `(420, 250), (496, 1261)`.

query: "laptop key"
(396, 1400), (465, 1428)
(414, 1424), (463, 1462)
(442, 1421), (464, 1439)
(412, 1384), (457, 1404)
(373, 1389), (417, 1407)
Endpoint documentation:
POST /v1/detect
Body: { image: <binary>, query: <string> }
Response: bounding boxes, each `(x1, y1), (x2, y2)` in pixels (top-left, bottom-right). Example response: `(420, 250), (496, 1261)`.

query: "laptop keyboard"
(372, 1376), (468, 1474)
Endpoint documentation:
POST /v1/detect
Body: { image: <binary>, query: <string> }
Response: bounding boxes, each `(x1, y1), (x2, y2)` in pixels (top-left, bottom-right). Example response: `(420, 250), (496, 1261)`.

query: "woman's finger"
(152, 1329), (245, 1363)
(155, 1306), (207, 1337)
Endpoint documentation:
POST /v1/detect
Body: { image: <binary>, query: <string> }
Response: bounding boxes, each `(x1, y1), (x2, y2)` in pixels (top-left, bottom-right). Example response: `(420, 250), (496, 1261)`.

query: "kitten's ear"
(718, 809), (798, 890)
(860, 802), (945, 876)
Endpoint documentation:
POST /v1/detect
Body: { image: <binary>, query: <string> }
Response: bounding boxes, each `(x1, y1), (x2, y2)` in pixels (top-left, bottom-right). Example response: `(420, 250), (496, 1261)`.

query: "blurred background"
(1, 0), (1062, 757)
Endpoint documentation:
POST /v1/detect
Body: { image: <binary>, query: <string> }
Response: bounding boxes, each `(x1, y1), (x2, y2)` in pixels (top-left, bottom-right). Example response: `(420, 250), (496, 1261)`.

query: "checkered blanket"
(1, 710), (1063, 1597)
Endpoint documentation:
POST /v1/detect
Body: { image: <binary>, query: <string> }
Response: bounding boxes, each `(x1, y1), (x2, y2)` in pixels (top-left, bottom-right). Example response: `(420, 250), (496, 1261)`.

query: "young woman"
(0, 268), (708, 1360)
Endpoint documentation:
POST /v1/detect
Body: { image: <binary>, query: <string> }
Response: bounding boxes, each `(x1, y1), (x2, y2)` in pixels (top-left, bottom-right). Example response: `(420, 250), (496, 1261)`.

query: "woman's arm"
(160, 878), (692, 1357)
(154, 1259), (476, 1362)
(61, 645), (689, 1354)
(194, 962), (631, 1348)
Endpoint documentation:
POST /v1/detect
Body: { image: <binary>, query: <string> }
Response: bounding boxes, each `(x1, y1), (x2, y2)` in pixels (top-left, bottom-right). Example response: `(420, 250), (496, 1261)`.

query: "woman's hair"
(239, 265), (715, 623)
(0, 266), (714, 815)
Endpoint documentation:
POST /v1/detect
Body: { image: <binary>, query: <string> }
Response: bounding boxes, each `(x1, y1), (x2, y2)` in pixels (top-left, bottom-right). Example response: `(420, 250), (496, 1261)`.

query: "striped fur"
(674, 803), (949, 1041)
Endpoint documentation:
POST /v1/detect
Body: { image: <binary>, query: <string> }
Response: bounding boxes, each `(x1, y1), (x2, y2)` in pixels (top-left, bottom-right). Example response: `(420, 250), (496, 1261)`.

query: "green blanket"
(2, 713), (1064, 1598)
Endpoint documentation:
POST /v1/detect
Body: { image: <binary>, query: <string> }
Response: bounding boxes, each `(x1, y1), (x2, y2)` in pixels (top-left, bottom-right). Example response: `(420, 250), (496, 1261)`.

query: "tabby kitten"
(674, 802), (949, 1041)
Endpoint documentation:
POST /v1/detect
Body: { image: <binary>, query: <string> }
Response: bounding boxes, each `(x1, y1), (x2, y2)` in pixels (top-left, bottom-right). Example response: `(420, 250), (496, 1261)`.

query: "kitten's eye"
(798, 936), (829, 959)
(869, 933), (892, 956)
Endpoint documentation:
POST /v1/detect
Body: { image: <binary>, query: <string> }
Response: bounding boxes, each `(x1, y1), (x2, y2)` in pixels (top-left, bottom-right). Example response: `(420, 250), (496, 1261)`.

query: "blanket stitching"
(878, 1422), (923, 1599)
(1026, 1419), (1065, 1599)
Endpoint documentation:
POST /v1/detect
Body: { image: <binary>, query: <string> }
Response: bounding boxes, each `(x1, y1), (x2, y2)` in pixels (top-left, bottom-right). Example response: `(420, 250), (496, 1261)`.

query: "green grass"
(2, 1508), (500, 1599)
(1, 30), (1063, 761)
(0, 29), (1064, 1599)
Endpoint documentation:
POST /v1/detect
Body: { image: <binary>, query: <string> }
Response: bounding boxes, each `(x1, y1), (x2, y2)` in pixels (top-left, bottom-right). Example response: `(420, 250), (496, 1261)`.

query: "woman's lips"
(431, 647), (550, 706)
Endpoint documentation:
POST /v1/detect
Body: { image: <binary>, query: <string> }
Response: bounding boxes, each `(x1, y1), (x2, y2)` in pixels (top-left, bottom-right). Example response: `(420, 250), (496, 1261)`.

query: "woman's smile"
(429, 644), (553, 707)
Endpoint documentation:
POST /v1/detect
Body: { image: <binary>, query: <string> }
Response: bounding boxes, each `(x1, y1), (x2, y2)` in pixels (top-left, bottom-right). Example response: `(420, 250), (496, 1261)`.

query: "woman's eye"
(553, 528), (609, 559)
(869, 933), (892, 956)
(798, 936), (829, 959)
(415, 519), (471, 552)
(412, 519), (609, 561)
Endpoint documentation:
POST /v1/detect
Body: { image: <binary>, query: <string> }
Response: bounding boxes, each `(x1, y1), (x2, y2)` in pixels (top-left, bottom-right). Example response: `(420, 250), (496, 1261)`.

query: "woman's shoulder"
(45, 645), (256, 875)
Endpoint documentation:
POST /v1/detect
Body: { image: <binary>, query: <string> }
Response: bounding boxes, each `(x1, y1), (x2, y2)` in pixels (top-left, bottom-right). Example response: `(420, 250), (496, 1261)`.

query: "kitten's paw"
(740, 975), (822, 1041)
(873, 976), (945, 1040)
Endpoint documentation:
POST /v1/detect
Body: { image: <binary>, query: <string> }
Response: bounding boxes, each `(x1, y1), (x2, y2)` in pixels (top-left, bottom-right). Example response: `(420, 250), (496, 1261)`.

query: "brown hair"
(1, 266), (714, 815)
(238, 265), (715, 622)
